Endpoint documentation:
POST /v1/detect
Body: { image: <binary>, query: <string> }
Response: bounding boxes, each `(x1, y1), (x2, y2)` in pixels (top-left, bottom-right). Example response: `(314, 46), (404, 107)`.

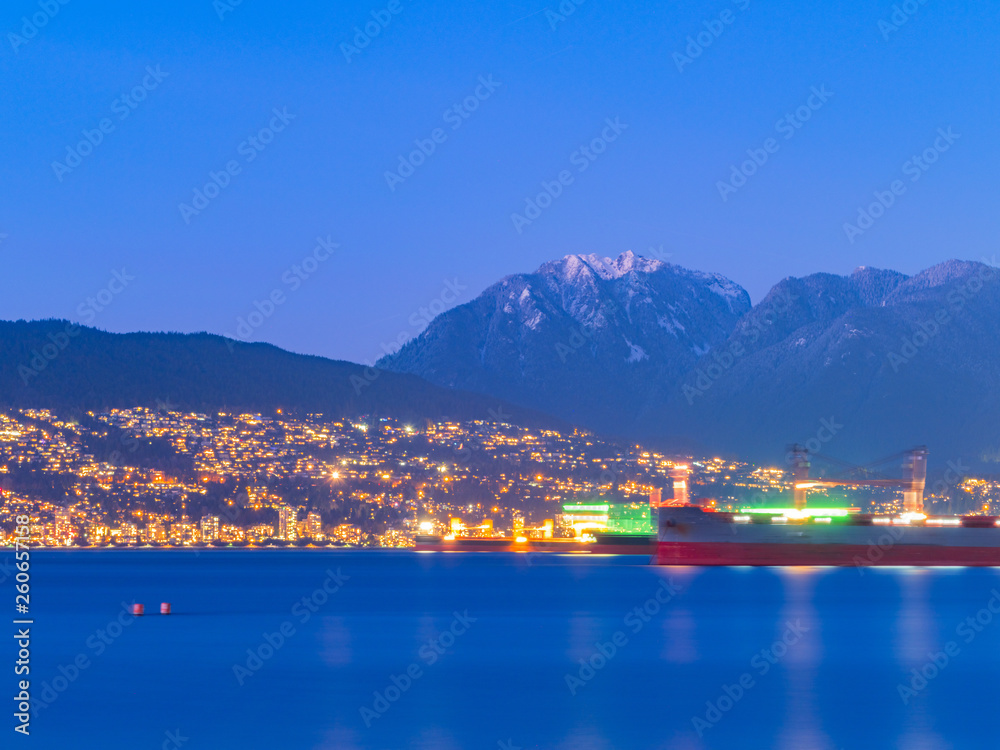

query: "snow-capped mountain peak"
(377, 252), (751, 433)
(541, 251), (667, 282)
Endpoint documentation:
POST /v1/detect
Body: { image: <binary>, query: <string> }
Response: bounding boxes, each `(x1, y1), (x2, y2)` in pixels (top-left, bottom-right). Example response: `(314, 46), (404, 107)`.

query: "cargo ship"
(655, 447), (1000, 566)
(655, 506), (1000, 566)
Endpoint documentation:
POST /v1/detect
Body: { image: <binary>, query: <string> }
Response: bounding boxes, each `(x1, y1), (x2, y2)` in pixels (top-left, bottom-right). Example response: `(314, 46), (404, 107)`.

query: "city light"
(1, 407), (991, 550)
(739, 507), (852, 517)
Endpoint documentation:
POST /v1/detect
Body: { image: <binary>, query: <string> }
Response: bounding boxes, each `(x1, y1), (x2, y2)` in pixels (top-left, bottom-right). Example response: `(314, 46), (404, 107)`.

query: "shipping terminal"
(418, 446), (1000, 566)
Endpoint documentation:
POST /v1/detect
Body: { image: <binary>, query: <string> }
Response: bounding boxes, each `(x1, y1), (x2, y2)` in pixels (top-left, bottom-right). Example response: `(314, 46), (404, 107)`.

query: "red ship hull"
(655, 506), (1000, 567)
(656, 541), (1000, 567)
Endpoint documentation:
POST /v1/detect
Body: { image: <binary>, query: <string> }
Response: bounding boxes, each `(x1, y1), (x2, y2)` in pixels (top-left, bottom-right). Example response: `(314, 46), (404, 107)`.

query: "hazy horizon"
(1, 251), (994, 366)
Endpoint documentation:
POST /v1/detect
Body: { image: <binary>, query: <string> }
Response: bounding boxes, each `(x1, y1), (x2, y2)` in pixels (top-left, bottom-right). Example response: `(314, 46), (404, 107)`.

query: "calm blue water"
(16, 551), (1000, 749)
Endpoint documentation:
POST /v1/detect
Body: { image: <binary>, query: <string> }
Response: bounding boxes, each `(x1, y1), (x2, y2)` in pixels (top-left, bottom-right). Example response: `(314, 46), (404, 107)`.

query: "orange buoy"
(132, 603), (144, 616)
(160, 602), (171, 615)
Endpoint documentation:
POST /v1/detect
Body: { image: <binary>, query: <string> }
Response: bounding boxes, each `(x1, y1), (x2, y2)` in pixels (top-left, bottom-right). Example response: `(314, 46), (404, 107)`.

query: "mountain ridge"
(377, 251), (752, 433)
(5, 254), (998, 469)
(381, 253), (1000, 468)
(0, 318), (557, 428)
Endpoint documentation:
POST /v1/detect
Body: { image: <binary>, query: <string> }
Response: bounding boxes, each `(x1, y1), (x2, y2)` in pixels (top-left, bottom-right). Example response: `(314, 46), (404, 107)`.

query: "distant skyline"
(2, 0), (997, 364)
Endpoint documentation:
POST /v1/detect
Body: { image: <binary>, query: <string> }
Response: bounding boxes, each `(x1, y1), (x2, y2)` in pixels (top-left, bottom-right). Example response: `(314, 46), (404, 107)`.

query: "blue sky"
(2, 0), (997, 363)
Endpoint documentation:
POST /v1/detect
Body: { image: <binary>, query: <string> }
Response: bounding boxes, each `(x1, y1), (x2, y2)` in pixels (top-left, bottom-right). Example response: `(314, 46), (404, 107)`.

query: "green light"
(739, 507), (851, 517)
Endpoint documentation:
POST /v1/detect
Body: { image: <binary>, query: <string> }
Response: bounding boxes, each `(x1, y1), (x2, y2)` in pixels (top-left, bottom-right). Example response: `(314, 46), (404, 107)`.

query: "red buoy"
(160, 602), (171, 615)
(132, 603), (144, 616)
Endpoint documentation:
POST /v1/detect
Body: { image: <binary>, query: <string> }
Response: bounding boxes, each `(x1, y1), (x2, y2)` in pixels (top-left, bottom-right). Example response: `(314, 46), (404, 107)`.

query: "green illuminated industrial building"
(561, 500), (654, 535)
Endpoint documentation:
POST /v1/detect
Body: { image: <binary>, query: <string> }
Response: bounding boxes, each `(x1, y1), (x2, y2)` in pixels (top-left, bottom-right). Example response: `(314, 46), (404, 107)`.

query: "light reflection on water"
(27, 551), (1000, 749)
(774, 570), (830, 750)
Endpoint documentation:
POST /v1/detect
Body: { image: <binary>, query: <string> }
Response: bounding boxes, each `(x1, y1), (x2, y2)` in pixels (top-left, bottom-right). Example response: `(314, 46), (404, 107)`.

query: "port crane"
(789, 445), (928, 513)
